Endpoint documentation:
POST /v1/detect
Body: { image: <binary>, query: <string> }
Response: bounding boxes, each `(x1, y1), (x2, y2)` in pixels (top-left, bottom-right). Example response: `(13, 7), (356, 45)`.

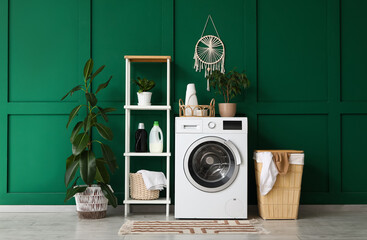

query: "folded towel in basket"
(137, 170), (167, 191)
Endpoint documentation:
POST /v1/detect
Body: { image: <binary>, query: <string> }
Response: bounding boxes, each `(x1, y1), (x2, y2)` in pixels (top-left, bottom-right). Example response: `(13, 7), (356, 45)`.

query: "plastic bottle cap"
(154, 121), (159, 126)
(138, 123), (145, 129)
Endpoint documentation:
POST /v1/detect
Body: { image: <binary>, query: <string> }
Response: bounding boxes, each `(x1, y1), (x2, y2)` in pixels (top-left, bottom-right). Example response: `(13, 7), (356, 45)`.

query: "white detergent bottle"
(149, 121), (163, 153)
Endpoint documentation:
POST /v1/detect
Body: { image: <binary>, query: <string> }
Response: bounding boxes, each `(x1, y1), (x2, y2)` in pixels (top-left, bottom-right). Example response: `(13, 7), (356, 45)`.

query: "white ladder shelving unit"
(123, 55), (171, 217)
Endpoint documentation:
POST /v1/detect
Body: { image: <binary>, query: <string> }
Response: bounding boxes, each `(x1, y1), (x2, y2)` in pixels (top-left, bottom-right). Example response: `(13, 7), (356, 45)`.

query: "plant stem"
(92, 140), (103, 145)
(226, 85), (229, 103)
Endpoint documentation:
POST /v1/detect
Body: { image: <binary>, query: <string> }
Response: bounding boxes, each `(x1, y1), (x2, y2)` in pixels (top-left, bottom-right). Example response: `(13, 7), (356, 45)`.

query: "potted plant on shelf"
(61, 59), (118, 219)
(207, 70), (250, 117)
(134, 77), (155, 106)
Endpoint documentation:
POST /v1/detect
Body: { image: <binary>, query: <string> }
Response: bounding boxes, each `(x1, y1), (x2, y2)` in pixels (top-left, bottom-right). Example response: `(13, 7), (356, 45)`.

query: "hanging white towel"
(137, 170), (167, 191)
(255, 152), (279, 196)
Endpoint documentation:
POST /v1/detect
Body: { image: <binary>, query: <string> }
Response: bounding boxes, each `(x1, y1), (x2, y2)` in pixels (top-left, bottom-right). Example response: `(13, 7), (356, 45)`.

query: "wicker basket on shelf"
(179, 98), (215, 117)
(129, 173), (159, 200)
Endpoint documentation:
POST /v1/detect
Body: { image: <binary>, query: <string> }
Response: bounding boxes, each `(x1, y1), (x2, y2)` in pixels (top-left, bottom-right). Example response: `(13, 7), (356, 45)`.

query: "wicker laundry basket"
(254, 150), (304, 220)
(129, 173), (159, 200)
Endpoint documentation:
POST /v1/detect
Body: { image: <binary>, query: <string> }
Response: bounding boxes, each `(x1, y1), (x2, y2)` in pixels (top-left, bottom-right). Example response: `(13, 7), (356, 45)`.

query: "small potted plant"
(134, 77), (155, 106)
(207, 70), (250, 117)
(61, 59), (118, 219)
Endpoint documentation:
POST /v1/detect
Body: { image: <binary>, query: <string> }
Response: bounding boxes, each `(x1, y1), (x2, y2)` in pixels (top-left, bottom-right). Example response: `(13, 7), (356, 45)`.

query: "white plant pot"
(74, 185), (111, 219)
(137, 92), (152, 106)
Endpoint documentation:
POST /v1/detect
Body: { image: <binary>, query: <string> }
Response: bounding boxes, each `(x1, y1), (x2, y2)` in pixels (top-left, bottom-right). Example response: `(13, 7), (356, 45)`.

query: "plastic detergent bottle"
(149, 121), (163, 153)
(135, 123), (147, 152)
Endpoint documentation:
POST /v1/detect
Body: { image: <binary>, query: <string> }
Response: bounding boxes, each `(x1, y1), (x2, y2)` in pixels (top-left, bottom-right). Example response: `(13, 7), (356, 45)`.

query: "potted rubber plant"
(134, 77), (155, 106)
(207, 70), (250, 117)
(61, 59), (118, 219)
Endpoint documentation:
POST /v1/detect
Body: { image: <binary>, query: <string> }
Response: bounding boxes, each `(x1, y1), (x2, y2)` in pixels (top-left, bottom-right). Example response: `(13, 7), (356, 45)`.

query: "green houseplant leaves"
(80, 150), (96, 185)
(61, 59), (118, 207)
(207, 69), (250, 103)
(133, 77), (155, 93)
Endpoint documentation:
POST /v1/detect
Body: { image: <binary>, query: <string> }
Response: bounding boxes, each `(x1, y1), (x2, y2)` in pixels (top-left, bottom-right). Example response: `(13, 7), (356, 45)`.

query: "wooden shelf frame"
(124, 55), (171, 62)
(124, 55), (171, 217)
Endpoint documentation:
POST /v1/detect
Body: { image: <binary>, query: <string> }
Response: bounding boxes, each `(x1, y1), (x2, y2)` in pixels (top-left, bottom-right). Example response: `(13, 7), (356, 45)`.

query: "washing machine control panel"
(176, 117), (247, 134)
(203, 118), (247, 134)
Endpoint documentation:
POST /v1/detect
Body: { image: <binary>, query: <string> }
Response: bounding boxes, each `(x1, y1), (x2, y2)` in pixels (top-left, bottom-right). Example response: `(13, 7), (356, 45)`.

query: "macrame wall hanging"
(193, 15), (225, 91)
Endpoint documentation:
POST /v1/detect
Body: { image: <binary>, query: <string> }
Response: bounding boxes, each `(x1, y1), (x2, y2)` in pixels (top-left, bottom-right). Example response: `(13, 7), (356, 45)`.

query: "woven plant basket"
(179, 98), (215, 117)
(74, 185), (110, 219)
(255, 161), (303, 220)
(130, 173), (159, 200)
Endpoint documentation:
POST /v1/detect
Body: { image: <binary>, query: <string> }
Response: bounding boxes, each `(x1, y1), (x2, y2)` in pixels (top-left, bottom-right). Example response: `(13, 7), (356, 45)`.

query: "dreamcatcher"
(193, 15), (225, 91)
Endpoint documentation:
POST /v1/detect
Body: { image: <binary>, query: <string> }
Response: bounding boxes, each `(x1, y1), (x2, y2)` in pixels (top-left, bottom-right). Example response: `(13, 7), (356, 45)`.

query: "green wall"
(0, 0), (366, 205)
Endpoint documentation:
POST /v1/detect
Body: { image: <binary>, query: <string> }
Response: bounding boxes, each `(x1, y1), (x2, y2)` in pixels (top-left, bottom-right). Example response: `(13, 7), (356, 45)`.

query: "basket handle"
(209, 98), (215, 117)
(209, 98), (215, 107)
(179, 99), (184, 117)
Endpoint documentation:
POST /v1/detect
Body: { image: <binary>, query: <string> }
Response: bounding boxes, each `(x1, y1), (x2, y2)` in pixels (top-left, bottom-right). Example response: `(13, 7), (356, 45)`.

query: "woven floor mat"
(118, 219), (268, 235)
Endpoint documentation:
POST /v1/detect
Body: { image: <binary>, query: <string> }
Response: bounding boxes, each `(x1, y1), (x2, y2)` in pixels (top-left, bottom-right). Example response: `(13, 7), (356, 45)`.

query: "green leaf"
(133, 77), (155, 92)
(79, 150), (96, 185)
(97, 107), (108, 122)
(64, 185), (87, 202)
(66, 105), (82, 128)
(83, 59), (94, 79)
(72, 133), (89, 155)
(97, 107), (116, 120)
(99, 182), (117, 208)
(96, 159), (110, 184)
(66, 154), (75, 170)
(101, 107), (116, 113)
(83, 115), (92, 131)
(61, 85), (82, 101)
(96, 158), (108, 164)
(64, 177), (87, 202)
(100, 143), (117, 173)
(70, 121), (83, 143)
(95, 167), (104, 183)
(95, 123), (113, 140)
(85, 92), (97, 107)
(65, 159), (79, 187)
(90, 65), (105, 83)
(95, 76), (112, 94)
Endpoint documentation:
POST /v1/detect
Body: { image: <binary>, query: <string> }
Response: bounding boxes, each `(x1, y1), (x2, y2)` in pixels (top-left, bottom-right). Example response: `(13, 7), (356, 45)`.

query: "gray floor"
(0, 205), (367, 240)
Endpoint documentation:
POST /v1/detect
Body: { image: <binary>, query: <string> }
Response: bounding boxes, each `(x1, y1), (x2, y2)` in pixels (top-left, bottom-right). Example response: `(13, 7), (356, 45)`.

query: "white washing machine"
(175, 117), (248, 219)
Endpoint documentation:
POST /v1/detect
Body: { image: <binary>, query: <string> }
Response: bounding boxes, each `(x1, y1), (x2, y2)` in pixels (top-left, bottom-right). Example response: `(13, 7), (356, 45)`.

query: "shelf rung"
(124, 152), (171, 157)
(124, 105), (171, 110)
(124, 197), (171, 204)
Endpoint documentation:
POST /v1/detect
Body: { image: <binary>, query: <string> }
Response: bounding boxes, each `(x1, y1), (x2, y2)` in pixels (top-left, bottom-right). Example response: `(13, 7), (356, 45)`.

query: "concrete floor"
(0, 205), (366, 240)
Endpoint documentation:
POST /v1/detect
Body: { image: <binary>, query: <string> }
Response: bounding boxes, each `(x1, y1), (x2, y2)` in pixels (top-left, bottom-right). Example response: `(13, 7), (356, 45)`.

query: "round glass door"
(183, 137), (240, 192)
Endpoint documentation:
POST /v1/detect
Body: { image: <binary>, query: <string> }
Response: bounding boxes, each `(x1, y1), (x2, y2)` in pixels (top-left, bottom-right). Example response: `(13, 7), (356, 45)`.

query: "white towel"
(137, 170), (167, 191)
(256, 152), (279, 196)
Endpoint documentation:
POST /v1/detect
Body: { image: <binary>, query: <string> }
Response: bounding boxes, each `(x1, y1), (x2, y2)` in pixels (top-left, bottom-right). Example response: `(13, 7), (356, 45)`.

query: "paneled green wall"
(0, 0), (366, 205)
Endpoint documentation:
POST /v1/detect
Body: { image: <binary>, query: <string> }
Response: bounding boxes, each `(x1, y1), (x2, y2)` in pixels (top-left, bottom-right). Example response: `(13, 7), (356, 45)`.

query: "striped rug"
(118, 220), (266, 235)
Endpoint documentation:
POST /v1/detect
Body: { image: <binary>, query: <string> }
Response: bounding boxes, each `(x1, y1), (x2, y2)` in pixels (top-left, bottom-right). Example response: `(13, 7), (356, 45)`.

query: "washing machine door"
(183, 136), (241, 193)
